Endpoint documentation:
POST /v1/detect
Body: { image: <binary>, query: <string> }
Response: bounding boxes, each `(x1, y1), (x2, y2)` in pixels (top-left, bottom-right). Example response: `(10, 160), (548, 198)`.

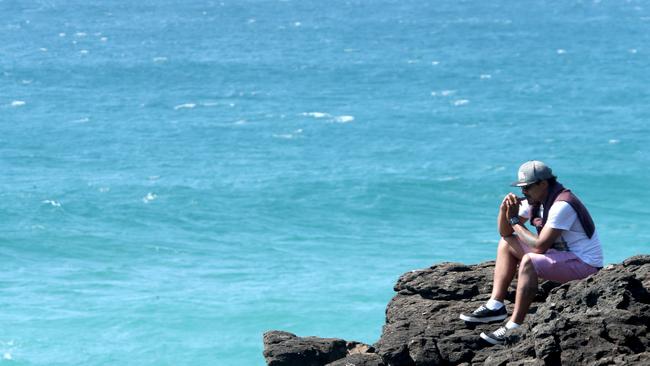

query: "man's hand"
(500, 193), (519, 215)
(498, 193), (522, 238)
(500, 193), (515, 212)
(504, 193), (520, 220)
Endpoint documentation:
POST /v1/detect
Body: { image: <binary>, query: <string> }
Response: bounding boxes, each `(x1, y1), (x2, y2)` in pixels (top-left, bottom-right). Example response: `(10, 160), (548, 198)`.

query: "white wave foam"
(234, 119), (247, 125)
(294, 22), (302, 27)
(556, 49), (567, 54)
(436, 176), (459, 182)
(609, 139), (620, 144)
(153, 57), (167, 63)
(100, 37), (108, 42)
(42, 200), (61, 207)
(79, 50), (89, 55)
(202, 101), (220, 106)
(99, 187), (110, 193)
(431, 60), (440, 65)
(143, 193), (157, 203)
(629, 49), (638, 54)
(39, 48), (48, 52)
(75, 32), (87, 37)
(3, 353), (11, 360)
(174, 103), (196, 110)
(71, 117), (90, 123)
(334, 115), (354, 123)
(480, 74), (492, 79)
(59, 32), (66, 37)
(273, 133), (294, 139)
(302, 112), (330, 118)
(273, 129), (303, 139)
(22, 80), (32, 84)
(431, 90), (456, 97)
(11, 101), (25, 107)
(453, 99), (469, 106)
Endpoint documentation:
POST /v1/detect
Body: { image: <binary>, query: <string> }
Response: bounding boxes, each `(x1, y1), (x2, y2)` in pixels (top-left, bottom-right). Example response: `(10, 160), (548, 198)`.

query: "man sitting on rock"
(459, 160), (603, 345)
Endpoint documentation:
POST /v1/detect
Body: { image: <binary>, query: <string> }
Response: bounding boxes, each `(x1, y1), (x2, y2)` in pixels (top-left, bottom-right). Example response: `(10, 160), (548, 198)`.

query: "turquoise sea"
(2, 0), (649, 364)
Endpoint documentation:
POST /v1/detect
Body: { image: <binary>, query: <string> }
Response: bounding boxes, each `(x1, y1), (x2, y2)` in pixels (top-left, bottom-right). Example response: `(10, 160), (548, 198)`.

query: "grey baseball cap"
(510, 160), (556, 187)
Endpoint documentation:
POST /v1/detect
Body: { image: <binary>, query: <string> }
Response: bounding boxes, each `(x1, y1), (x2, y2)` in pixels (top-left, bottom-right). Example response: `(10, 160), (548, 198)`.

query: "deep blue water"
(1, 0), (649, 364)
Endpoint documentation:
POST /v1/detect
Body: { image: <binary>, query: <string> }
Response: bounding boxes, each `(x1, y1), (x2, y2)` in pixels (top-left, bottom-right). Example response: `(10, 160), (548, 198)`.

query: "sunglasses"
(521, 181), (540, 191)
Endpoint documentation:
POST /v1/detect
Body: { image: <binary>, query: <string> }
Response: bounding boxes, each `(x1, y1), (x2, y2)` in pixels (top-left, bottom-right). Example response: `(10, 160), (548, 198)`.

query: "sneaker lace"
(474, 305), (488, 314)
(493, 327), (508, 338)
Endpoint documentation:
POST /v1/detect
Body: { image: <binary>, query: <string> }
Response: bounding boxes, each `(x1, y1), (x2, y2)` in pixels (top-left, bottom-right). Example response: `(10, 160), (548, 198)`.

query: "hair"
(546, 177), (558, 186)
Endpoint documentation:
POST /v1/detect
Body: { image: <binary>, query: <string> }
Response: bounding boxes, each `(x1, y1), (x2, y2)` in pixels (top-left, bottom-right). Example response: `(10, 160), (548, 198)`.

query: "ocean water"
(1, 0), (649, 364)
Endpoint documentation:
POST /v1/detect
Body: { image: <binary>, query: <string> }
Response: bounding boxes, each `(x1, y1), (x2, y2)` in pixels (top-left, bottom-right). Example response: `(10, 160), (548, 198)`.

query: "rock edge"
(263, 255), (650, 365)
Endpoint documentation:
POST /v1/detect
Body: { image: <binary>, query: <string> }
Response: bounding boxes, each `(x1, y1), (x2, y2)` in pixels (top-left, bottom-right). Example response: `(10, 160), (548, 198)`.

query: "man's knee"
(519, 254), (537, 277)
(498, 238), (509, 251)
(500, 235), (517, 244)
(499, 236), (523, 258)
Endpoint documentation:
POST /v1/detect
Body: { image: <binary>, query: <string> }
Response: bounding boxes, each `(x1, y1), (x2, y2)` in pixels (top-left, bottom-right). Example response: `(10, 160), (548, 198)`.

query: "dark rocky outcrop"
(263, 255), (650, 365)
(262, 331), (348, 366)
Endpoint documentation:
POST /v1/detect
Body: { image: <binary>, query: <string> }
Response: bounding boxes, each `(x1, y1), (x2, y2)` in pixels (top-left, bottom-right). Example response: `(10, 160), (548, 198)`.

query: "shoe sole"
(480, 332), (505, 345)
(459, 314), (507, 323)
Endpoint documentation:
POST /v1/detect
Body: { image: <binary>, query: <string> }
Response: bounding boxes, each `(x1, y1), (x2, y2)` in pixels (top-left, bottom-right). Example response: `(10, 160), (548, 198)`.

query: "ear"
(540, 180), (549, 190)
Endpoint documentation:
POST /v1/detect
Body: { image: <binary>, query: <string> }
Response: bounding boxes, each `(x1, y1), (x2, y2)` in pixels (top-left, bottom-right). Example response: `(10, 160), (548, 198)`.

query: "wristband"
(508, 217), (520, 226)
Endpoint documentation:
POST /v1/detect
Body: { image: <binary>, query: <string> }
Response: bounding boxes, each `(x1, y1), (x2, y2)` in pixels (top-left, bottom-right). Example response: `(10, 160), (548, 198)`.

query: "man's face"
(521, 180), (547, 204)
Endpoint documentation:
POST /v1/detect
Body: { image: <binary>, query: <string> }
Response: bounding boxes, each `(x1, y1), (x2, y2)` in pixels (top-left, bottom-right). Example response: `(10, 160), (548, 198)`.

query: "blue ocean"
(1, 0), (649, 364)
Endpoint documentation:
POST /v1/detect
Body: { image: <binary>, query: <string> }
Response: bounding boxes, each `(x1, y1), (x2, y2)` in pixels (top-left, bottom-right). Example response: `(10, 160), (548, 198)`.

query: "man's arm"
(514, 200), (577, 253)
(511, 224), (563, 254)
(498, 202), (514, 237)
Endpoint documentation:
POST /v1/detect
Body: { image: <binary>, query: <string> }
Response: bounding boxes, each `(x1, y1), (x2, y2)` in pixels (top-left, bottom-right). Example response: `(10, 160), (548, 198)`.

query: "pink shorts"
(519, 242), (599, 283)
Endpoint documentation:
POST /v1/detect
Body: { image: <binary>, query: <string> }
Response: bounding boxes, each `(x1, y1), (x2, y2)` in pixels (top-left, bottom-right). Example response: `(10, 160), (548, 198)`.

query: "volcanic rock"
(263, 255), (650, 365)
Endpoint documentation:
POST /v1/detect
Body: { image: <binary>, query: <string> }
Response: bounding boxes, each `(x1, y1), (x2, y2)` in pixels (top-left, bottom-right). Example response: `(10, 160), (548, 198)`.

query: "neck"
(544, 181), (565, 206)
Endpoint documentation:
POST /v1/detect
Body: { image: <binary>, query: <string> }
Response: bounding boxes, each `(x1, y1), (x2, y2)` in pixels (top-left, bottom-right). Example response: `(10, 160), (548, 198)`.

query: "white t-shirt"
(519, 200), (603, 267)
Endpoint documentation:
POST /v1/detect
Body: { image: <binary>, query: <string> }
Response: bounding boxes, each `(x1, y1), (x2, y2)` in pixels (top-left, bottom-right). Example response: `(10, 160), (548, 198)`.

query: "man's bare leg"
(479, 252), (537, 345)
(459, 236), (526, 323)
(510, 254), (538, 324)
(490, 236), (526, 302)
